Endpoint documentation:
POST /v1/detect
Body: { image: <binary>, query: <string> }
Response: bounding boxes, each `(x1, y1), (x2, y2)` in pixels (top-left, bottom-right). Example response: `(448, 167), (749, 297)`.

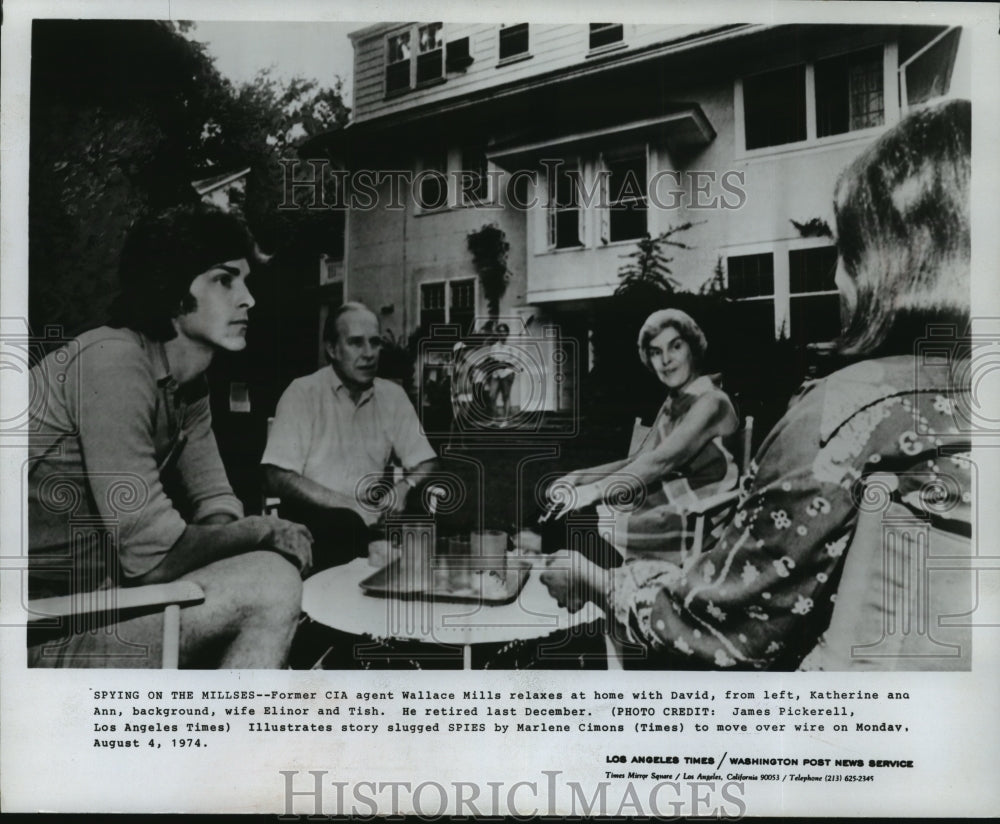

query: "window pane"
(416, 51), (443, 83)
(549, 163), (581, 249)
(461, 147), (489, 202)
(419, 23), (443, 53)
(421, 283), (446, 309)
(790, 294), (841, 343)
(552, 165), (579, 207)
(607, 154), (647, 241)
(388, 33), (411, 63)
(450, 279), (476, 310)
(610, 203), (647, 242)
(554, 209), (581, 248)
(815, 47), (884, 137)
(789, 246), (838, 293)
(727, 253), (775, 299)
(608, 155), (646, 205)
(904, 29), (959, 107)
(415, 23), (444, 83)
(386, 61), (410, 93)
(589, 23), (624, 50)
(419, 173), (448, 209)
(499, 23), (529, 60)
(743, 65), (807, 149)
(451, 279), (475, 336)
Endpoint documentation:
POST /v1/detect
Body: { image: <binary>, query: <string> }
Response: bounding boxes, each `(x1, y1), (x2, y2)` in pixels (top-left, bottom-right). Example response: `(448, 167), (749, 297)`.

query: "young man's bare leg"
(179, 551), (302, 668)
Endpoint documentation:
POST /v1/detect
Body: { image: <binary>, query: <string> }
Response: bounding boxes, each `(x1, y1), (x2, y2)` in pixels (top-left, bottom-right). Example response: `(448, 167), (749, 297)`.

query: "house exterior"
(302, 22), (968, 413)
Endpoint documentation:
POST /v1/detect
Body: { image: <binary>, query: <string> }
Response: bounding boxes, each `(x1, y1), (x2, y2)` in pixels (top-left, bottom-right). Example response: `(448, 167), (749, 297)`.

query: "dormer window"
(589, 24), (623, 51)
(499, 23), (529, 61)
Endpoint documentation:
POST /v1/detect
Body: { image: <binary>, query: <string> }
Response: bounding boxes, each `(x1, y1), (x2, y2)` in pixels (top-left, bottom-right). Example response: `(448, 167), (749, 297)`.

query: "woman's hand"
(545, 476), (602, 519)
(547, 470), (584, 497)
(569, 482), (603, 511)
(539, 551), (609, 613)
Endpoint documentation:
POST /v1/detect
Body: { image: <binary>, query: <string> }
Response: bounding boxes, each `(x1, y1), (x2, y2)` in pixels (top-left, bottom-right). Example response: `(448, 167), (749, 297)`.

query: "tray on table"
(359, 557), (531, 605)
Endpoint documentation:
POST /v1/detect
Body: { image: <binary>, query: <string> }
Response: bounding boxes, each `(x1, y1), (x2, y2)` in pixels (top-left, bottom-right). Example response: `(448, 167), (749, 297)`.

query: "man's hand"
(369, 480), (409, 527)
(246, 515), (314, 576)
(387, 479), (412, 516)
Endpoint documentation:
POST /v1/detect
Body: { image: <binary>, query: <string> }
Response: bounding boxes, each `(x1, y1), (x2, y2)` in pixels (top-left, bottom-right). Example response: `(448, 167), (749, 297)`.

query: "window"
(420, 279), (476, 333)
(460, 145), (490, 205)
(741, 45), (889, 151)
(547, 162), (583, 249)
(449, 279), (476, 335)
(499, 23), (529, 61)
(726, 246), (841, 343)
(788, 246), (840, 344)
(385, 23), (444, 94)
(815, 47), (884, 137)
(901, 28), (960, 110)
(743, 65), (807, 150)
(727, 253), (776, 340)
(386, 32), (412, 94)
(589, 24), (624, 51)
(420, 283), (446, 328)
(416, 23), (444, 84)
(605, 153), (648, 242)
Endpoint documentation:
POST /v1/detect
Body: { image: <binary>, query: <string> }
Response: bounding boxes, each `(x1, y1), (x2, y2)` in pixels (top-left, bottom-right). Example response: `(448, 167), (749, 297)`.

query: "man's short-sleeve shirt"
(261, 366), (436, 524)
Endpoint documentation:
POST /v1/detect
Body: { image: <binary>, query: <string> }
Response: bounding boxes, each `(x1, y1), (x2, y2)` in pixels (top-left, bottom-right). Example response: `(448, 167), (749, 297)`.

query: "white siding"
(351, 23), (730, 123)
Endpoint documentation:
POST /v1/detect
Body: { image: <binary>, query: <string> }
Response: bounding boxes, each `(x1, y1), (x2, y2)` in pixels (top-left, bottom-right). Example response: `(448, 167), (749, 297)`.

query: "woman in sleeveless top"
(548, 308), (738, 561)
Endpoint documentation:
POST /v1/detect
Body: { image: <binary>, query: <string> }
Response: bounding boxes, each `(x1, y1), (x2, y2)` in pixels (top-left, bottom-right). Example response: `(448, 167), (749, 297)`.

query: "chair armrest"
(28, 581), (205, 620)
(681, 488), (741, 517)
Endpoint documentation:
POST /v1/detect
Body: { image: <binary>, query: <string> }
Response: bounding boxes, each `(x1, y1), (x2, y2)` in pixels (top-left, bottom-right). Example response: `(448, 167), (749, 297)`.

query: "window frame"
(545, 157), (586, 251)
(538, 144), (658, 254)
(787, 244), (841, 346)
(459, 144), (494, 207)
(413, 151), (450, 214)
(724, 238), (841, 343)
(735, 42), (899, 158)
(725, 249), (779, 339)
(600, 148), (650, 245)
(419, 277), (479, 333)
(385, 29), (413, 95)
(588, 23), (625, 53)
(498, 23), (530, 64)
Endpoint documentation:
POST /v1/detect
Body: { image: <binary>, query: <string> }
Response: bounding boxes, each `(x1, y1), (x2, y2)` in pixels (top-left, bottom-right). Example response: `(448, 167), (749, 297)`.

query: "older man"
(262, 302), (437, 567)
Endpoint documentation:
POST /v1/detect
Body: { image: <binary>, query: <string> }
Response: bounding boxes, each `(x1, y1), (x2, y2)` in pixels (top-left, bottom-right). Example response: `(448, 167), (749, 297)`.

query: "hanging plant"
(467, 223), (510, 320)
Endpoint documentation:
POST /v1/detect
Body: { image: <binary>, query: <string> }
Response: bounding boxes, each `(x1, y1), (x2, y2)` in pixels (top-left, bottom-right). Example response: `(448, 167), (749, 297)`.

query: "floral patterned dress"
(610, 355), (973, 669)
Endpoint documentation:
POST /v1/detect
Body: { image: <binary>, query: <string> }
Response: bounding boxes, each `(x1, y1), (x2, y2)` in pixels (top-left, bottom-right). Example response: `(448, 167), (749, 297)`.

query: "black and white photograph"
(2, 0), (999, 816)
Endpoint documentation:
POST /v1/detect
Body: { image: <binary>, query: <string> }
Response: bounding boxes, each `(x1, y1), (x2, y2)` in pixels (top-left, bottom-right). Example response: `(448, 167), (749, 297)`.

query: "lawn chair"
(27, 581), (205, 668)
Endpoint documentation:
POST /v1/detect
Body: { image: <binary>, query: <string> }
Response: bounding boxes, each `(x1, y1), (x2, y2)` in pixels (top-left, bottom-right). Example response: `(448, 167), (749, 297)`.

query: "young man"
(28, 204), (312, 668)
(262, 302), (437, 567)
